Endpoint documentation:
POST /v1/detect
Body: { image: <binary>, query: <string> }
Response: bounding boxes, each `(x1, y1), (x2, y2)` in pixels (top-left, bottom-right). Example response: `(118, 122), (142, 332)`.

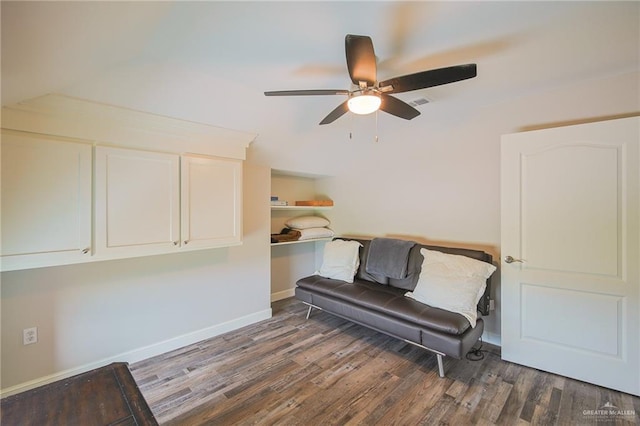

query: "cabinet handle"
(184, 240), (189, 245)
(173, 241), (179, 246)
(82, 248), (90, 254)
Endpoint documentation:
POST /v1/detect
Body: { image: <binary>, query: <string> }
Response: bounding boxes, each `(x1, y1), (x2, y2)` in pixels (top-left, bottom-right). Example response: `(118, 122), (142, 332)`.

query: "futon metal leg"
(436, 354), (445, 378)
(305, 305), (313, 319)
(403, 338), (447, 378)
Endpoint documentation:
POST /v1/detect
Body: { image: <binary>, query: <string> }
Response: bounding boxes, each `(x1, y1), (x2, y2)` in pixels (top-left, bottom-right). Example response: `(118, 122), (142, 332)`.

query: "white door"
(95, 146), (180, 257)
(501, 117), (639, 396)
(181, 155), (242, 249)
(1, 130), (92, 271)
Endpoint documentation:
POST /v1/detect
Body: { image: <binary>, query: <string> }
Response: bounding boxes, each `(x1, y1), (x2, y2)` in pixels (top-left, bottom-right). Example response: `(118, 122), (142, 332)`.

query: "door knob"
(504, 255), (524, 264)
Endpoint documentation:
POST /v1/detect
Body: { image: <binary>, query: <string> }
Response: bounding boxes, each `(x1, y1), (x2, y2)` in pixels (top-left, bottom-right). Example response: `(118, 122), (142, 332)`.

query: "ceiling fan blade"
(379, 64), (477, 94)
(345, 34), (377, 86)
(380, 94), (420, 120)
(264, 89), (349, 96)
(319, 100), (349, 125)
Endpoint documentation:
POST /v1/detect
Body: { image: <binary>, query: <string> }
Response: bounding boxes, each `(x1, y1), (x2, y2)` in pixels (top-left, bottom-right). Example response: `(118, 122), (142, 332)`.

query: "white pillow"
(317, 239), (363, 283)
(285, 215), (330, 229)
(405, 248), (496, 327)
(298, 227), (335, 241)
(418, 249), (496, 279)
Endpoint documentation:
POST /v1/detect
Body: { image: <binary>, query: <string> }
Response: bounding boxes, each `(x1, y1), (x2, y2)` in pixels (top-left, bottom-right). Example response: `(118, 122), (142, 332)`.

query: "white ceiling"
(2, 1), (638, 138)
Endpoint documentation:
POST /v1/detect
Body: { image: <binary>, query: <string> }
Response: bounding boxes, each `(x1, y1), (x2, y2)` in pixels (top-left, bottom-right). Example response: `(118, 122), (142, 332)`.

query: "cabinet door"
(181, 155), (242, 249)
(95, 146), (180, 258)
(1, 130), (92, 271)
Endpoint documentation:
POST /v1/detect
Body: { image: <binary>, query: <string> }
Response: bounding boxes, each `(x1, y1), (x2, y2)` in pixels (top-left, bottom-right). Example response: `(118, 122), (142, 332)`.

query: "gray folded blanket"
(365, 237), (415, 279)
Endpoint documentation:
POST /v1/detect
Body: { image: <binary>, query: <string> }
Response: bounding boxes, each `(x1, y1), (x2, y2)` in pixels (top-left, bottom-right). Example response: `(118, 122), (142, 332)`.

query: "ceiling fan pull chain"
(348, 111), (354, 140)
(375, 110), (379, 143)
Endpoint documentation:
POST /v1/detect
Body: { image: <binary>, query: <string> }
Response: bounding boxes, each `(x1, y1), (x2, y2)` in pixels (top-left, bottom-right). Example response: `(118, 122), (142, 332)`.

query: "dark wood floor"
(131, 298), (640, 425)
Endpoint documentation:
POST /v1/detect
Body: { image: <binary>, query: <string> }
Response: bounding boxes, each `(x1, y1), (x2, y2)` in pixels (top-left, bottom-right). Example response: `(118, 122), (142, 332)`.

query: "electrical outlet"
(489, 299), (496, 311)
(23, 327), (38, 345)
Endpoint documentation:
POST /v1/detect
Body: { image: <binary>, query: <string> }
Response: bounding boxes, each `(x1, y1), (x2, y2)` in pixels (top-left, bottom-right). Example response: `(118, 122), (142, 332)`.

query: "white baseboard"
(482, 331), (501, 347)
(271, 288), (295, 302)
(1, 308), (272, 398)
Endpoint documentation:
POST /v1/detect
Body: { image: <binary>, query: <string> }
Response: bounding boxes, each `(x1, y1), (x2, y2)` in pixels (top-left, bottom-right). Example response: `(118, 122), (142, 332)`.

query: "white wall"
(0, 160), (271, 393)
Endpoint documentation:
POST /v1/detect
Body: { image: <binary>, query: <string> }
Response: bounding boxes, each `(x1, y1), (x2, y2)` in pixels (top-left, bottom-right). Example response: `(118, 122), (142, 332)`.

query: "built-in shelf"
(270, 237), (333, 246)
(271, 205), (333, 211)
(270, 169), (334, 303)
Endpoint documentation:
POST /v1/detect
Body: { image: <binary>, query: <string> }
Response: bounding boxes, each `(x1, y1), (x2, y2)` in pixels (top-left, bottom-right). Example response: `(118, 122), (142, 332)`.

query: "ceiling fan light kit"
(347, 92), (381, 115)
(264, 34), (477, 125)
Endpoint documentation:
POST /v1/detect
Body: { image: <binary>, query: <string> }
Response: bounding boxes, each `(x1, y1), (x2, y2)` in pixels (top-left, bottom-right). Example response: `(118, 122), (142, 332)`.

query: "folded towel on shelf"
(365, 237), (415, 279)
(298, 227), (335, 240)
(271, 228), (302, 243)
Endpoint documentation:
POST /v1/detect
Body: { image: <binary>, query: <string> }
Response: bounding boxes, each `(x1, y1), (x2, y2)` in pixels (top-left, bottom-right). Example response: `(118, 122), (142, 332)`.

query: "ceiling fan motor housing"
(347, 89), (381, 115)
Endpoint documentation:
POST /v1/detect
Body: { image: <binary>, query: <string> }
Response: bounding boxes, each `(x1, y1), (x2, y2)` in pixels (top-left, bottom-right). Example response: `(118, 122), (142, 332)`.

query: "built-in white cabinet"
(95, 146), (181, 257)
(1, 94), (255, 271)
(181, 155), (242, 249)
(0, 130), (92, 270)
(94, 148), (243, 259)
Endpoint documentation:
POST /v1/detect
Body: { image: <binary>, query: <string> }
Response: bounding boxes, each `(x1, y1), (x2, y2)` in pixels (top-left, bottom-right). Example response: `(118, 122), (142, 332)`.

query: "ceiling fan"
(264, 34), (477, 125)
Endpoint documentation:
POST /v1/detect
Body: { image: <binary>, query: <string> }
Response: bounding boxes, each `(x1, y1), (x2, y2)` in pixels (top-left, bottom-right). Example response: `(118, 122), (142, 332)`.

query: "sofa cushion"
(297, 275), (471, 335)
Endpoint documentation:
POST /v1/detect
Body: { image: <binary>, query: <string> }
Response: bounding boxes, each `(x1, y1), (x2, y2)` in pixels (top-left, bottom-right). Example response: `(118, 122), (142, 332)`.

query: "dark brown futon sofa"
(295, 237), (493, 377)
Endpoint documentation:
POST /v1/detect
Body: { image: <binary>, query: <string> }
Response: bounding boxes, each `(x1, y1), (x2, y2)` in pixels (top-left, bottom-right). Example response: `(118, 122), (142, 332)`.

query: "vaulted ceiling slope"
(2, 1), (638, 136)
